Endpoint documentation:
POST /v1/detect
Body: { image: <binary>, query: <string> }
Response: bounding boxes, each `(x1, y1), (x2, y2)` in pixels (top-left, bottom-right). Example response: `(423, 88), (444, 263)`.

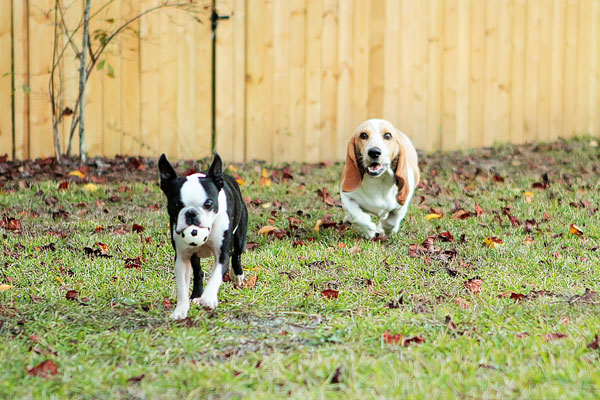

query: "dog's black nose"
(367, 147), (382, 159)
(185, 210), (198, 225)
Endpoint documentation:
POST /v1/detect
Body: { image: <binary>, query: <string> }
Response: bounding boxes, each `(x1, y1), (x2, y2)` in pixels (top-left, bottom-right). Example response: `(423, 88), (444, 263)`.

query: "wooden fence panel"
(3, 0), (600, 162)
(0, 3), (12, 158)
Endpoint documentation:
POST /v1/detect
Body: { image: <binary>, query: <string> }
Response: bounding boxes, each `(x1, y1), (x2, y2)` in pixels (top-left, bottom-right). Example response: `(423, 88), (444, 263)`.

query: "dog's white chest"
(351, 172), (400, 217)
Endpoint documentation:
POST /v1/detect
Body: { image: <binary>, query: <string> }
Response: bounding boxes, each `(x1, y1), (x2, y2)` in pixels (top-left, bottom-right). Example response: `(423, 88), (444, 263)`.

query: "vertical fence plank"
(139, 0), (160, 157)
(215, 0), (236, 162)
(575, 0), (591, 135)
(336, 0), (352, 159)
(0, 2), (13, 158)
(304, 0), (322, 163)
(84, 1), (106, 158)
(382, 0), (400, 128)
(589, 0), (600, 136)
(13, 0), (29, 159)
(193, 6), (212, 159)
(176, 10), (198, 159)
(158, 8), (178, 158)
(367, 0), (384, 119)
(549, 0), (566, 141)
(455, 0), (470, 149)
(246, 0), (273, 161)
(411, 0), (428, 150)
(523, 0), (540, 142)
(469, 0), (485, 148)
(535, 0), (552, 142)
(28, 0), (54, 159)
(426, 0), (442, 151)
(320, 0), (337, 161)
(441, 0), (457, 150)
(120, 2), (141, 156)
(496, 0), (512, 144)
(352, 0), (369, 126)
(287, 0), (306, 162)
(510, 0), (525, 144)
(398, 0), (413, 136)
(270, 0), (289, 162)
(482, 0), (498, 147)
(101, 2), (122, 157)
(232, 0), (246, 162)
(562, 0), (578, 137)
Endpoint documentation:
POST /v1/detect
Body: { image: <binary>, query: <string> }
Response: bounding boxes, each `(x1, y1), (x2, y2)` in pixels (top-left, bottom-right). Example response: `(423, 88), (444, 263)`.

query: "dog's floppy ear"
(207, 153), (224, 191)
(341, 136), (363, 192)
(158, 154), (177, 193)
(393, 145), (410, 206)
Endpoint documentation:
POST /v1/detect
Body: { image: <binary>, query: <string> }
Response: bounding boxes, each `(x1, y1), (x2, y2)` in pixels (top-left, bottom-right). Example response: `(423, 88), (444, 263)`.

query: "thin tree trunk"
(78, 0), (91, 162)
(50, 0), (62, 162)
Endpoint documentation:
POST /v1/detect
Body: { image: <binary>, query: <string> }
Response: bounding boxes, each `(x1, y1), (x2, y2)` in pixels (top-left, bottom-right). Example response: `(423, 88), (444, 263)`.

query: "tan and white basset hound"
(340, 119), (420, 239)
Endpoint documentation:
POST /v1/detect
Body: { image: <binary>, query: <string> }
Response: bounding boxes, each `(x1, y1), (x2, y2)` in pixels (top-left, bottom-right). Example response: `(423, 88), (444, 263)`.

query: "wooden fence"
(1, 0), (599, 162)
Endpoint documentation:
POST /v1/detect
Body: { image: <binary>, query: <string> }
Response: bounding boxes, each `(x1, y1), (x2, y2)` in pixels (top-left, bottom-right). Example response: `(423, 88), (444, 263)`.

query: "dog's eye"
(383, 132), (392, 140)
(203, 200), (213, 210)
(359, 132), (368, 140)
(174, 201), (183, 209)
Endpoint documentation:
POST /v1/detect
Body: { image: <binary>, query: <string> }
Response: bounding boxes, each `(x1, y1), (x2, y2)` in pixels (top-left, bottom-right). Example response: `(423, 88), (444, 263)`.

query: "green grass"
(1, 138), (600, 399)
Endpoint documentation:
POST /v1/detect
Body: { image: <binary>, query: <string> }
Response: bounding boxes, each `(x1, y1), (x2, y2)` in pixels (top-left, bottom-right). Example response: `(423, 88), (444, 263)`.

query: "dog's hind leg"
(229, 212), (247, 286)
(190, 254), (204, 300)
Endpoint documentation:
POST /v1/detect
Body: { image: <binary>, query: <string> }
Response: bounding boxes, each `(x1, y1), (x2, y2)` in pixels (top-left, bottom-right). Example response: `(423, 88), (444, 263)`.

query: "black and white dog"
(158, 153), (248, 320)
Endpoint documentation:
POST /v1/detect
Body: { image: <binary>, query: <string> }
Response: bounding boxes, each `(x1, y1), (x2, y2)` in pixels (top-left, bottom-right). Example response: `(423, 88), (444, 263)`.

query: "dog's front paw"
(358, 224), (382, 240)
(196, 294), (218, 311)
(229, 267), (244, 286)
(169, 305), (189, 320)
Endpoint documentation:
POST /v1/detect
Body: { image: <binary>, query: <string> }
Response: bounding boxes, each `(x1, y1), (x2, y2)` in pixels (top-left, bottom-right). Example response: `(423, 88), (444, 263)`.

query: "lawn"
(1, 138), (600, 399)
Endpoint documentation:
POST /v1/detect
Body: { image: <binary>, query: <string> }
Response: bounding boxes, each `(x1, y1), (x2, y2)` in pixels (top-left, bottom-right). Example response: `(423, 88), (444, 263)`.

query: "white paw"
(359, 224), (383, 239)
(197, 294), (218, 311)
(229, 267), (244, 286)
(169, 305), (189, 320)
(191, 297), (202, 306)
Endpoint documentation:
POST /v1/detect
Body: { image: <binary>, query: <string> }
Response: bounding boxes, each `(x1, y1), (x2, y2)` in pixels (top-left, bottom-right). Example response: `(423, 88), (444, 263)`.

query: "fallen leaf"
(258, 225), (278, 235)
(475, 203), (483, 216)
(587, 334), (599, 350)
(65, 290), (79, 301)
(58, 181), (69, 190)
(241, 275), (257, 289)
(425, 213), (442, 220)
(499, 291), (525, 302)
(127, 374), (145, 383)
(317, 187), (336, 206)
(246, 241), (259, 251)
(403, 336), (426, 346)
(83, 183), (98, 192)
(465, 278), (483, 295)
(330, 366), (342, 384)
(321, 289), (339, 299)
(258, 168), (272, 187)
(484, 237), (504, 248)
(131, 224), (145, 233)
(382, 331), (404, 344)
(451, 209), (472, 220)
(27, 360), (58, 378)
(516, 332), (529, 339)
(68, 170), (86, 178)
(543, 332), (568, 342)
(163, 297), (172, 310)
(569, 224), (584, 236)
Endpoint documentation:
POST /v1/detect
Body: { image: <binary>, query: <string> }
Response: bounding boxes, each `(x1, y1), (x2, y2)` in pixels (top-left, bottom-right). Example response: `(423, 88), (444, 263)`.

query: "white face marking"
(358, 119), (395, 176)
(175, 174), (217, 234)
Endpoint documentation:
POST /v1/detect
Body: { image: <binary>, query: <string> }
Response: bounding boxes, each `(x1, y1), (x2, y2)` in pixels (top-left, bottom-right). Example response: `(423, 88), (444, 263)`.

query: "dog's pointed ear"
(207, 153), (224, 191)
(158, 154), (177, 193)
(341, 136), (363, 192)
(394, 148), (410, 206)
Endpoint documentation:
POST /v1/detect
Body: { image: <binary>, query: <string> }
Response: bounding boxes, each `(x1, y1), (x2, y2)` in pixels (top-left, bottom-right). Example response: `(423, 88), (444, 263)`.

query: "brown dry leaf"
(241, 275), (257, 289)
(569, 224), (584, 236)
(329, 366), (342, 384)
(258, 225), (278, 235)
(475, 203), (483, 216)
(403, 336), (426, 347)
(317, 187), (336, 206)
(131, 224), (145, 233)
(27, 360), (58, 378)
(65, 290), (79, 301)
(587, 334), (599, 350)
(348, 245), (362, 254)
(163, 297), (172, 310)
(465, 279), (483, 295)
(382, 331), (404, 344)
(451, 209), (472, 220)
(499, 291), (525, 302)
(454, 297), (471, 309)
(321, 289), (339, 300)
(543, 332), (568, 342)
(96, 242), (109, 254)
(127, 374), (145, 383)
